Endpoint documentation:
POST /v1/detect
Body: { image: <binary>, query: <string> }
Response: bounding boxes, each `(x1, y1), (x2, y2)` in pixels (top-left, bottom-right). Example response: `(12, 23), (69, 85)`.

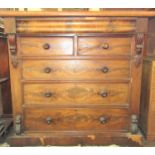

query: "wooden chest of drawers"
(2, 10), (152, 146)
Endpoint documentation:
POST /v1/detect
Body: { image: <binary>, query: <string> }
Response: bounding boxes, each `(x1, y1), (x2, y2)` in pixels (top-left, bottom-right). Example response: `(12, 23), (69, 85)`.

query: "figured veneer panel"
(23, 107), (129, 132)
(16, 18), (136, 33)
(22, 60), (130, 80)
(3, 13), (148, 146)
(23, 83), (129, 106)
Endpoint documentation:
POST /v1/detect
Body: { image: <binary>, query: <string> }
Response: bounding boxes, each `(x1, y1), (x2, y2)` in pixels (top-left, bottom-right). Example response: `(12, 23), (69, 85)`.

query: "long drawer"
(23, 83), (129, 106)
(22, 60), (130, 80)
(17, 18), (136, 33)
(78, 36), (132, 56)
(18, 36), (74, 56)
(23, 107), (129, 132)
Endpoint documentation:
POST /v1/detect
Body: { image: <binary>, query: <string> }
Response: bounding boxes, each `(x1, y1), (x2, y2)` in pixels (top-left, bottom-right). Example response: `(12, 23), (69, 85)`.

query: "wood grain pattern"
(22, 60), (130, 80)
(23, 83), (129, 106)
(78, 36), (132, 56)
(1, 10), (155, 17)
(140, 58), (155, 141)
(3, 13), (149, 146)
(129, 32), (145, 115)
(16, 18), (136, 33)
(140, 60), (151, 137)
(18, 36), (73, 56)
(23, 107), (129, 132)
(150, 64), (155, 110)
(147, 61), (155, 139)
(7, 33), (23, 116)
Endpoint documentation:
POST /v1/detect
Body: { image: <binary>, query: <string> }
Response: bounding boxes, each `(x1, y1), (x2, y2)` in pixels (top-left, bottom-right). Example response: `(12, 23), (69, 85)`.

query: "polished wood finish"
(18, 36), (73, 56)
(130, 32), (146, 115)
(140, 57), (155, 141)
(3, 10), (149, 146)
(7, 33), (23, 118)
(23, 83), (129, 106)
(1, 10), (155, 17)
(23, 107), (129, 132)
(78, 36), (132, 56)
(16, 18), (136, 33)
(22, 60), (130, 80)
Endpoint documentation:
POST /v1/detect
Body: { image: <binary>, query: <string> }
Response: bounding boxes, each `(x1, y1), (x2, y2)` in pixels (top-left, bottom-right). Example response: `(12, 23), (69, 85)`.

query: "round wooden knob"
(99, 116), (108, 124)
(46, 116), (52, 124)
(44, 92), (53, 98)
(102, 43), (109, 49)
(100, 91), (108, 97)
(101, 66), (109, 73)
(43, 43), (50, 50)
(44, 67), (52, 73)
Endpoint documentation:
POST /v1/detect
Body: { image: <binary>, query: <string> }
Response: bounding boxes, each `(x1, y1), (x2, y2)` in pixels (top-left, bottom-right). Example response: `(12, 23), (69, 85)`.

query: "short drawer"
(18, 36), (73, 56)
(78, 36), (132, 56)
(22, 60), (130, 80)
(23, 83), (129, 106)
(23, 107), (129, 132)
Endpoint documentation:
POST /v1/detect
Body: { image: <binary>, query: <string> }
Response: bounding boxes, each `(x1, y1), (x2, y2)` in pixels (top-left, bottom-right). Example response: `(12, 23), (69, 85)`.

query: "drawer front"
(17, 18), (136, 33)
(18, 37), (73, 56)
(78, 36), (132, 56)
(22, 60), (130, 80)
(23, 107), (129, 132)
(23, 83), (129, 105)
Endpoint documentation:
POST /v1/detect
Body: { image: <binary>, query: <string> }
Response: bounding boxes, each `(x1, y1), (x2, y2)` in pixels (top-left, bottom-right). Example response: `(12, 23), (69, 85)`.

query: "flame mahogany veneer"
(2, 10), (154, 146)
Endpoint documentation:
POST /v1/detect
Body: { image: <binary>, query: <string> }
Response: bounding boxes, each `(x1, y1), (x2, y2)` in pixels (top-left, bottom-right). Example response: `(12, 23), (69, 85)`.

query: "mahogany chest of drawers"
(2, 10), (153, 146)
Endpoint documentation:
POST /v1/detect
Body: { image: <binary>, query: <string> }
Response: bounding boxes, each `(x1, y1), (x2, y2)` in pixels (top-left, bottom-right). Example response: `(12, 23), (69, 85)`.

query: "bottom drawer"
(23, 108), (129, 132)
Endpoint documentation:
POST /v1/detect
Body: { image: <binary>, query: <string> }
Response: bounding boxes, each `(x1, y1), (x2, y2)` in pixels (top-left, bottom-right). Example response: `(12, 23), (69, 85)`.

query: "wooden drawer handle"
(99, 116), (108, 124)
(44, 67), (52, 73)
(101, 66), (109, 73)
(102, 43), (109, 49)
(99, 91), (108, 97)
(46, 116), (52, 124)
(44, 92), (53, 97)
(43, 43), (50, 50)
